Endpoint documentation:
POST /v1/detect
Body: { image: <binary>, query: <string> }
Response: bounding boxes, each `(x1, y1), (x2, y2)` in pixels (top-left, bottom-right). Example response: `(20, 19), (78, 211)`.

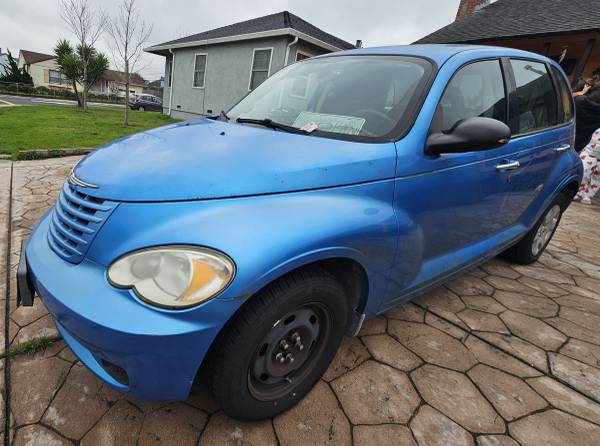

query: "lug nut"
(295, 341), (304, 351)
(279, 340), (290, 350)
(291, 332), (300, 342)
(285, 353), (294, 363)
(275, 352), (285, 363)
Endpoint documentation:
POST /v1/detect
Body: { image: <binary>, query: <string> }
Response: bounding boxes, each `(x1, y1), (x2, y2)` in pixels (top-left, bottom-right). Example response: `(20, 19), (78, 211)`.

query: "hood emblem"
(68, 169), (99, 189)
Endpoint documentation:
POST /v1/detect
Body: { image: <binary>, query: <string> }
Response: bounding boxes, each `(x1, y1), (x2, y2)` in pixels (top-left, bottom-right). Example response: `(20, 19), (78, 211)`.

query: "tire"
(207, 267), (349, 420)
(501, 193), (568, 264)
(139, 106), (145, 112)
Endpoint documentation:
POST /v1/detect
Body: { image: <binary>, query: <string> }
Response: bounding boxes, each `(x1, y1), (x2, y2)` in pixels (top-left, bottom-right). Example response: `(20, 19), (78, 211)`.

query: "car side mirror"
(425, 117), (511, 156)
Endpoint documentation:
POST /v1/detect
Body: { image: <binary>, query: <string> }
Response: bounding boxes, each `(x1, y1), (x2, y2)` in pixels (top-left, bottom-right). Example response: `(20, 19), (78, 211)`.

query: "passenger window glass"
(510, 59), (558, 133)
(550, 65), (573, 124)
(435, 60), (506, 132)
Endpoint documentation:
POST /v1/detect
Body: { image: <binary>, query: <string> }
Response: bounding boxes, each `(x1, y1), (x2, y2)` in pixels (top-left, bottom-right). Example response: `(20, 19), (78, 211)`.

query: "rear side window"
(435, 60), (506, 132)
(510, 59), (558, 133)
(550, 65), (574, 124)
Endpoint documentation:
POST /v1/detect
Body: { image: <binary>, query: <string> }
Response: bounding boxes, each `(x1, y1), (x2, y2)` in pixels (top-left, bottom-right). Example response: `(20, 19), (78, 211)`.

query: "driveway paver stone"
(3, 157), (600, 445)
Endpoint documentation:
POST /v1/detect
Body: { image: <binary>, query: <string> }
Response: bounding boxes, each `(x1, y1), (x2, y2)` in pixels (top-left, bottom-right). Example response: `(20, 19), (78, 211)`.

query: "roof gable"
(146, 11), (354, 52)
(20, 50), (55, 65)
(418, 0), (600, 44)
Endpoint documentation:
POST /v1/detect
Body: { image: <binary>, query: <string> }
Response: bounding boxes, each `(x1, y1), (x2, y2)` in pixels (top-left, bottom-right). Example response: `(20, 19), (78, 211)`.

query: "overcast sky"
(1, 0), (459, 80)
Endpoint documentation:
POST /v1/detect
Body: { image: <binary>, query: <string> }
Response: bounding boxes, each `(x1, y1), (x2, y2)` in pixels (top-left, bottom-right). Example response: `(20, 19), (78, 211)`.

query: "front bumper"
(24, 213), (239, 400)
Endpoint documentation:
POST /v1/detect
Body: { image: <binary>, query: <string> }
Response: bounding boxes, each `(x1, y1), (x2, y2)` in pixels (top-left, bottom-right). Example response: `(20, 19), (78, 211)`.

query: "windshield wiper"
(236, 117), (311, 135)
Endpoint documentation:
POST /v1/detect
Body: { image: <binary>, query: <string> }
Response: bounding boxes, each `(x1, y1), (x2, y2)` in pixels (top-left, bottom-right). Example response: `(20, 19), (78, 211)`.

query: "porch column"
(571, 38), (596, 87)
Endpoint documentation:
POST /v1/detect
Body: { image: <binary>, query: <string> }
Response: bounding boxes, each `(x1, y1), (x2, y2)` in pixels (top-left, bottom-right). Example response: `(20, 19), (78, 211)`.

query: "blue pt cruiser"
(18, 45), (582, 420)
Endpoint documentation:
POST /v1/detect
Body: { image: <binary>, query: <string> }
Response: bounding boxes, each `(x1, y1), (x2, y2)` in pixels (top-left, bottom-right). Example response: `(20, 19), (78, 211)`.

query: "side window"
(435, 60), (506, 132)
(249, 48), (272, 90)
(193, 54), (207, 88)
(510, 59), (558, 133)
(550, 65), (574, 124)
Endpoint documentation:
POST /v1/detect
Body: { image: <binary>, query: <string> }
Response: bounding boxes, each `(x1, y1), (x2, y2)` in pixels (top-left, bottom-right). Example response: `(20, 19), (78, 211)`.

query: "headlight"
(108, 246), (235, 309)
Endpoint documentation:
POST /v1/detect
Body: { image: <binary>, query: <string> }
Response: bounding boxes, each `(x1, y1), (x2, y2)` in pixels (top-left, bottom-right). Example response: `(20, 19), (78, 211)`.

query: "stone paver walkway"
(2, 157), (600, 445)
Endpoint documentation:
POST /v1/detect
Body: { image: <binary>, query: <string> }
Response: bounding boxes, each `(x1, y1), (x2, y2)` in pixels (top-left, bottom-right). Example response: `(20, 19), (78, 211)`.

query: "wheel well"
(561, 180), (579, 200)
(196, 257), (370, 385)
(312, 258), (369, 313)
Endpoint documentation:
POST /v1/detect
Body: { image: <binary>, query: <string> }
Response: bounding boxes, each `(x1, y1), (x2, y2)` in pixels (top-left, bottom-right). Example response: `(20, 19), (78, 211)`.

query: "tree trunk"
(124, 60), (129, 126)
(72, 81), (82, 108)
(82, 63), (88, 110)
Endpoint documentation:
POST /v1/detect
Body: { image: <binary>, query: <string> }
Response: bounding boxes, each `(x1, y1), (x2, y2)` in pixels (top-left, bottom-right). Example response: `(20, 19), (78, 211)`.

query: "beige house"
(17, 49), (145, 97)
(18, 50), (70, 88)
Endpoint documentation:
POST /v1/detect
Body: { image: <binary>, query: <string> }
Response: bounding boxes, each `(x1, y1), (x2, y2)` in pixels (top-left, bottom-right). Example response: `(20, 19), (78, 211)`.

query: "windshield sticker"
(293, 112), (366, 136)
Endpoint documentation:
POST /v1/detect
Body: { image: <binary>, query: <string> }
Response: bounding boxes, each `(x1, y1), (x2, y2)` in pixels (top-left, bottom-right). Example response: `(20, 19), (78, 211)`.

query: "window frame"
(48, 69), (70, 86)
(430, 57), (510, 135)
(506, 57), (568, 138)
(167, 59), (173, 87)
(192, 53), (208, 89)
(248, 47), (273, 91)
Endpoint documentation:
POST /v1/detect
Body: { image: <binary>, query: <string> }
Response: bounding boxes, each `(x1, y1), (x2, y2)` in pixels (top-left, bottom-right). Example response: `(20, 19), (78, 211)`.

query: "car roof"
(317, 44), (554, 67)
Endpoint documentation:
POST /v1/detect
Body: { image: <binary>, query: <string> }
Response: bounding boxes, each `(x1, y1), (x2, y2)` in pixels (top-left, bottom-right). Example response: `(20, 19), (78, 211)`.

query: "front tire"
(501, 193), (567, 264)
(207, 267), (349, 420)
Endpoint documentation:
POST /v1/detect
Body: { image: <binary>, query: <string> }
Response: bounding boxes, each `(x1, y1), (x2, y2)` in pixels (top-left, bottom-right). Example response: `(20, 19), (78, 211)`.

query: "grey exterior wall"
(161, 36), (330, 120)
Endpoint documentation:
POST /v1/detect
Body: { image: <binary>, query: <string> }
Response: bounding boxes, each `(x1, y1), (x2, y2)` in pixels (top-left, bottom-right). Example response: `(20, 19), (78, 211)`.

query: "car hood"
(74, 119), (396, 202)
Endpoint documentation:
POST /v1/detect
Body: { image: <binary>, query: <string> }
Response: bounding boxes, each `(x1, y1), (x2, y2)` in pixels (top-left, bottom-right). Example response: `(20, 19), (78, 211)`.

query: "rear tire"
(501, 193), (567, 264)
(206, 267), (348, 420)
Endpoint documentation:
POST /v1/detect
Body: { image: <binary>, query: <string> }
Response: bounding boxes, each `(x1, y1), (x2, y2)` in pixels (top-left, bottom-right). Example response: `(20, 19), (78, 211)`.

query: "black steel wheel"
(248, 302), (331, 401)
(206, 267), (349, 420)
(501, 193), (568, 264)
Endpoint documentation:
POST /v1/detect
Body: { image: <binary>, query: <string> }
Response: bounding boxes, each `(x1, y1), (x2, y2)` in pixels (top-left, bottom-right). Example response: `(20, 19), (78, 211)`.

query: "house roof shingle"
(417, 0), (600, 44)
(20, 50), (55, 65)
(148, 11), (355, 51)
(103, 69), (145, 86)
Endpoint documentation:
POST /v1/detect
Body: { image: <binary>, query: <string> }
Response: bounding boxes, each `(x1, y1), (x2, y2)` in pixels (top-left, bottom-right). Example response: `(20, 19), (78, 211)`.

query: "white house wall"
(163, 36), (297, 119)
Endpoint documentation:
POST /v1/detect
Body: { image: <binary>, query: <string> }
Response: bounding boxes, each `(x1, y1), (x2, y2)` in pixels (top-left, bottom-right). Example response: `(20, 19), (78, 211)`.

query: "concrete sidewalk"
(2, 157), (600, 445)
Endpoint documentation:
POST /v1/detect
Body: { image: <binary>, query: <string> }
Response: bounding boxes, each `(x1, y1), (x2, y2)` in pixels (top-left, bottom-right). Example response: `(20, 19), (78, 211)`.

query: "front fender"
(86, 179), (398, 316)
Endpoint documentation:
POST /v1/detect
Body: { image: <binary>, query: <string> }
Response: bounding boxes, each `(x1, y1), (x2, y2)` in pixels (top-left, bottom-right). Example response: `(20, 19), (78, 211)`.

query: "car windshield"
(228, 55), (433, 140)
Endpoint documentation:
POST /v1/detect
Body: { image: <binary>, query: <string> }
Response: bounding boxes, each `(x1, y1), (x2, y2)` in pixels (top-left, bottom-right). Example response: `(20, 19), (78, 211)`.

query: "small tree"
(54, 40), (82, 106)
(59, 0), (108, 110)
(107, 0), (152, 125)
(0, 50), (33, 84)
(54, 39), (109, 109)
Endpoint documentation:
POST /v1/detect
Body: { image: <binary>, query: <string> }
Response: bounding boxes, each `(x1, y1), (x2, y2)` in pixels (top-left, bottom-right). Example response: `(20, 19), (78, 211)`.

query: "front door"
(383, 58), (524, 308)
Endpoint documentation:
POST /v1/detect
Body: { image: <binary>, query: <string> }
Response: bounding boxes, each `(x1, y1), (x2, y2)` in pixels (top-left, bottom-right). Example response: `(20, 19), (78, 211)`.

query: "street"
(0, 94), (123, 108)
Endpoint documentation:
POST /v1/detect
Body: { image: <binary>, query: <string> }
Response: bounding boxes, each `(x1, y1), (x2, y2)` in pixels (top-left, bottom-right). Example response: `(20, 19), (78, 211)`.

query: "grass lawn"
(0, 105), (177, 158)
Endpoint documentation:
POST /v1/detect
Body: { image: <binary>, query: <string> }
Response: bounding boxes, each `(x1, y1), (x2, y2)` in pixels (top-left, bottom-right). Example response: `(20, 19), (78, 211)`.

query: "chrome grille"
(48, 183), (117, 263)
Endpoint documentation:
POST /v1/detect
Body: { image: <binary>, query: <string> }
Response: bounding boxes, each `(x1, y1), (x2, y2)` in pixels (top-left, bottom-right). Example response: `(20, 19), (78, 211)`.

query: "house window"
(167, 60), (173, 87)
(48, 69), (69, 86)
(249, 48), (272, 90)
(193, 54), (207, 88)
(296, 51), (311, 62)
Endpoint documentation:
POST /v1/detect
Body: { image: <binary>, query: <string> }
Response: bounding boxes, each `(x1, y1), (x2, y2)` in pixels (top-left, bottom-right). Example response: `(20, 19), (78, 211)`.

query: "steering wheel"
(354, 109), (396, 135)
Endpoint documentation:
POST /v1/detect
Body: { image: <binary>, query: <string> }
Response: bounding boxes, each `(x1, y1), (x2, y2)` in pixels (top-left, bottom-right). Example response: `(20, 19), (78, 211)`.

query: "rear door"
(499, 58), (569, 226)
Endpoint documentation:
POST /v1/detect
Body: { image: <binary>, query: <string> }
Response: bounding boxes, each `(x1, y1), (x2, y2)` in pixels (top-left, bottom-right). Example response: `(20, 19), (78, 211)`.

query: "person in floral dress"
(575, 128), (600, 204)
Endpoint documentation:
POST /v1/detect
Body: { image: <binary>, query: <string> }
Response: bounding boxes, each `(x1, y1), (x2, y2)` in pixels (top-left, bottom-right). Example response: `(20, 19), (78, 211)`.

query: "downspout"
(168, 48), (175, 115)
(284, 35), (299, 66)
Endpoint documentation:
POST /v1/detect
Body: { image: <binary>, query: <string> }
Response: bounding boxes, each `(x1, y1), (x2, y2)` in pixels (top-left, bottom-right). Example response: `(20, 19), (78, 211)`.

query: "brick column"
(456, 0), (487, 20)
